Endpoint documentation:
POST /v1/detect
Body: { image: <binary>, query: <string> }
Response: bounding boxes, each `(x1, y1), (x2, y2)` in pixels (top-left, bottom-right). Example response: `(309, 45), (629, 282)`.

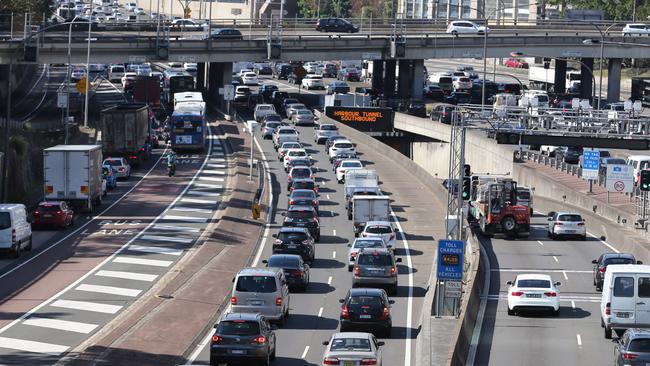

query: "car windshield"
(268, 256), (300, 268)
(289, 151), (307, 157)
(330, 338), (371, 351)
(0, 212), (10, 230)
(290, 159), (310, 167)
(321, 125), (337, 131)
(104, 160), (122, 167)
(348, 295), (382, 310)
(358, 253), (392, 266)
(298, 110), (312, 115)
(354, 239), (384, 249)
(38, 204), (62, 212)
(341, 162), (362, 168)
(628, 339), (650, 352)
(516, 190), (531, 200)
(517, 279), (551, 288)
(287, 210), (314, 219)
(293, 181), (315, 189)
(282, 143), (301, 150)
(279, 129), (297, 135)
(291, 191), (315, 199)
(235, 275), (277, 293)
(266, 122), (281, 129)
(365, 226), (392, 234)
(277, 231), (308, 242)
(604, 257), (635, 265)
(218, 321), (260, 336)
(291, 169), (311, 177)
(557, 214), (582, 222)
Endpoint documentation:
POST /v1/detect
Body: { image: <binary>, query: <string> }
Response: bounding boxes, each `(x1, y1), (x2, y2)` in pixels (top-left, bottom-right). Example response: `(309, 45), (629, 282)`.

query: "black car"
(339, 288), (393, 337)
(555, 146), (583, 164)
(209, 312), (276, 366)
(315, 17), (359, 33)
(338, 68), (361, 82)
(264, 254), (310, 291)
(260, 84), (279, 101)
(289, 178), (318, 194)
(430, 104), (456, 124)
(406, 100), (427, 118)
(423, 84), (445, 101)
(445, 91), (472, 105)
(256, 65), (274, 75)
(323, 63), (339, 78)
(282, 205), (320, 241)
(326, 81), (351, 95)
(205, 28), (243, 40)
(272, 227), (316, 263)
(592, 253), (640, 291)
(232, 75), (243, 86)
(273, 64), (293, 79)
(288, 189), (319, 214)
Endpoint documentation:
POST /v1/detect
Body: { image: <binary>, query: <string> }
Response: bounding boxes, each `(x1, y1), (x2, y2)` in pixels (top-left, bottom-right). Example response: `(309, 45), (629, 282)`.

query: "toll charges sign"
(437, 240), (464, 281)
(606, 164), (633, 193)
(324, 106), (393, 132)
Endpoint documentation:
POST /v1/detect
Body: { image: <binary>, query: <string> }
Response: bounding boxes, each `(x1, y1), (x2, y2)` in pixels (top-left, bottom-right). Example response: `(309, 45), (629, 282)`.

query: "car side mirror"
(396, 258), (402, 263)
(262, 260), (268, 264)
(281, 212), (286, 216)
(377, 341), (385, 347)
(547, 217), (553, 221)
(554, 281), (562, 286)
(347, 244), (351, 247)
(213, 322), (219, 328)
(272, 234), (277, 238)
(639, 261), (644, 264)
(322, 341), (330, 346)
(232, 277), (235, 282)
(338, 299), (345, 303)
(389, 300), (395, 305)
(506, 281), (513, 285)
(394, 228), (399, 232)
(591, 259), (598, 264)
(548, 211), (556, 217)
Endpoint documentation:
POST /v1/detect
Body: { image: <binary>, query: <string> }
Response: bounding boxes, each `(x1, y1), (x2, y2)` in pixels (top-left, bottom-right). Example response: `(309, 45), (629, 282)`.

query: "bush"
(8, 135), (28, 156)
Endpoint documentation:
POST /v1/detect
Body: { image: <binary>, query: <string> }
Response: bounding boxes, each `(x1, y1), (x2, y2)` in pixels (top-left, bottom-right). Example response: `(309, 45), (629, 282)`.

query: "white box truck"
(44, 145), (103, 212)
(352, 195), (390, 236)
(601, 264), (650, 339)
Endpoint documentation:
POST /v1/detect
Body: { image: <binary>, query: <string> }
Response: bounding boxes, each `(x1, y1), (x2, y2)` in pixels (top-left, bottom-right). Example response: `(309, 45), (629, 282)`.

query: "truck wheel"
(502, 216), (516, 233)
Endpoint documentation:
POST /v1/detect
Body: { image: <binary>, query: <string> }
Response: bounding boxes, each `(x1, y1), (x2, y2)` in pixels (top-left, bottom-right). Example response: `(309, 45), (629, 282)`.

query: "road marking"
(50, 299), (122, 314)
(318, 307), (323, 317)
(180, 197), (215, 204)
(487, 294), (601, 302)
(552, 256), (559, 263)
(152, 224), (201, 233)
(210, 152), (224, 157)
(186, 191), (221, 197)
(491, 269), (590, 273)
(301, 345), (310, 358)
(537, 240), (545, 246)
(390, 208), (414, 366)
(140, 234), (194, 244)
(327, 194), (330, 199)
(208, 158), (226, 163)
(327, 276), (332, 285)
(193, 182), (224, 189)
(332, 251), (336, 258)
(571, 300), (576, 309)
(587, 231), (620, 253)
(202, 170), (226, 175)
(96, 270), (158, 282)
(333, 229), (337, 236)
(162, 215), (209, 223)
(576, 334), (582, 346)
(128, 245), (184, 256)
(206, 164), (227, 170)
(23, 317), (98, 334)
(171, 206), (213, 214)
(0, 336), (68, 355)
(75, 284), (141, 297)
(113, 257), (173, 267)
(199, 176), (225, 182)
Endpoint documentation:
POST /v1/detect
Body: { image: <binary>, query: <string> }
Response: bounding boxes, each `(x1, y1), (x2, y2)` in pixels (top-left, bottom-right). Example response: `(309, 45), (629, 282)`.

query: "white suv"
(328, 139), (355, 159)
(301, 75), (325, 90)
(446, 20), (488, 35)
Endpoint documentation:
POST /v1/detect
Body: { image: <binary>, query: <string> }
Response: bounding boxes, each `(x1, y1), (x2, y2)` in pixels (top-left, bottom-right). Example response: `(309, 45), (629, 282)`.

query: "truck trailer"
(99, 103), (151, 167)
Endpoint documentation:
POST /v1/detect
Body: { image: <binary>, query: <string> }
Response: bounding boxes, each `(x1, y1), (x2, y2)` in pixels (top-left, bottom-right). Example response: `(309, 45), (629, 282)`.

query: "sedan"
(209, 312), (276, 366)
(70, 68), (87, 82)
(288, 167), (316, 188)
(285, 157), (312, 172)
(262, 121), (282, 139)
(339, 288), (393, 337)
(327, 81), (350, 94)
(283, 149), (310, 170)
(242, 72), (259, 86)
(32, 201), (74, 229)
(592, 253), (640, 291)
(314, 124), (339, 144)
(292, 109), (315, 126)
(507, 274), (561, 316)
(347, 237), (387, 271)
(103, 157), (131, 179)
(205, 28), (243, 40)
(336, 159), (364, 183)
(321, 332), (383, 366)
(332, 152), (358, 171)
(360, 221), (397, 248)
(289, 178), (318, 194)
(423, 84), (445, 101)
(264, 254), (310, 291)
(286, 103), (307, 119)
(504, 58), (528, 69)
(325, 135), (347, 151)
(288, 189), (319, 214)
(547, 211), (586, 240)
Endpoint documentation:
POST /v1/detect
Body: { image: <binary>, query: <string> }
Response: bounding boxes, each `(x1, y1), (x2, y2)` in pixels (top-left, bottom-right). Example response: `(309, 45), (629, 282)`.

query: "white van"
(108, 64), (125, 82)
(0, 204), (32, 258)
(626, 155), (650, 186)
(601, 264), (650, 339)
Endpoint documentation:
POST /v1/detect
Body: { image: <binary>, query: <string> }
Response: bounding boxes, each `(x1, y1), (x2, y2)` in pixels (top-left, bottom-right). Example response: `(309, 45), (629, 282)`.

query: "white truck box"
(352, 195), (390, 236)
(601, 264), (650, 338)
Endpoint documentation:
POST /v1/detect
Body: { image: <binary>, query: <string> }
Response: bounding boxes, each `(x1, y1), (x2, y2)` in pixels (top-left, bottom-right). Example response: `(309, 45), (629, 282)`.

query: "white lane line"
(113, 257), (173, 267)
(390, 208), (414, 366)
(301, 346), (310, 359)
(128, 245), (184, 256)
(23, 317), (98, 334)
(75, 284), (141, 297)
(333, 229), (337, 236)
(193, 182), (224, 189)
(327, 276), (332, 285)
(162, 215), (209, 223)
(96, 270), (158, 282)
(0, 336), (69, 355)
(332, 251), (336, 258)
(208, 158), (225, 163)
(199, 176), (225, 182)
(552, 256), (559, 263)
(587, 231), (620, 253)
(576, 334), (582, 346)
(140, 234), (193, 244)
(327, 194), (331, 199)
(180, 197), (215, 204)
(152, 224), (201, 233)
(571, 300), (576, 309)
(491, 269), (591, 273)
(318, 307), (323, 317)
(562, 271), (568, 280)
(537, 240), (545, 246)
(202, 170), (226, 175)
(487, 294), (601, 302)
(171, 206), (213, 214)
(50, 299), (122, 314)
(186, 191), (221, 197)
(206, 163), (226, 168)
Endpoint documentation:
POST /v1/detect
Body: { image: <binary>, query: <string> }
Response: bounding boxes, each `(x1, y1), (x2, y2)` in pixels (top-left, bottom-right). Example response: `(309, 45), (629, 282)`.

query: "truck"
(344, 169), (380, 218)
(528, 65), (581, 93)
(99, 103), (151, 168)
(469, 178), (530, 238)
(43, 145), (103, 212)
(133, 76), (161, 110)
(351, 195), (390, 236)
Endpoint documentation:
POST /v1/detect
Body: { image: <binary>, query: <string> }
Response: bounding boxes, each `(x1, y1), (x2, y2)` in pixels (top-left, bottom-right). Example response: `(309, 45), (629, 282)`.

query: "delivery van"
(0, 204), (32, 258)
(601, 264), (650, 339)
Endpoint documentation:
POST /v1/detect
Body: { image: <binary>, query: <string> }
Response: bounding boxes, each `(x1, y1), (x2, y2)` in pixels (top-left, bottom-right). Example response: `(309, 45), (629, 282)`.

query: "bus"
(163, 70), (195, 103)
(170, 104), (206, 151)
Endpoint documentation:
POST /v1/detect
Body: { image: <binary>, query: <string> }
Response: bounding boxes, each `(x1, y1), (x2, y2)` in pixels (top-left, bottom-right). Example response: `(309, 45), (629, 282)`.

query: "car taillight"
(380, 306), (390, 320)
(390, 266), (397, 276)
(599, 267), (606, 273)
(544, 292), (557, 297)
(350, 252), (357, 258)
(511, 291), (524, 296)
(289, 200), (296, 205)
(211, 335), (222, 343)
(34, 211), (40, 216)
(555, 222), (563, 225)
(128, 155), (137, 160)
(606, 302), (611, 315)
(274, 239), (282, 244)
(56, 210), (63, 215)
(353, 266), (360, 276)
(11, 229), (16, 244)
(253, 336), (267, 344)
(230, 296), (237, 305)
(118, 167), (125, 172)
(302, 240), (310, 245)
(313, 200), (319, 205)
(361, 359), (378, 365)
(323, 357), (339, 365)
(341, 305), (349, 319)
(291, 270), (303, 277)
(275, 297), (282, 306)
(623, 352), (639, 360)
(577, 223), (584, 226)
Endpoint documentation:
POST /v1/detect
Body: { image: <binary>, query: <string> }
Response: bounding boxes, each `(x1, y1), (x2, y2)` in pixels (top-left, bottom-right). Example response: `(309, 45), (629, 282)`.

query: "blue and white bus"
(170, 103), (206, 151)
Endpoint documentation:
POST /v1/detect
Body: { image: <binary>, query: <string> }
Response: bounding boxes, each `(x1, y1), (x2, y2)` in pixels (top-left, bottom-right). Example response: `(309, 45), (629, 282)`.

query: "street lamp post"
(83, 21), (91, 128)
(65, 15), (81, 144)
(582, 22), (619, 110)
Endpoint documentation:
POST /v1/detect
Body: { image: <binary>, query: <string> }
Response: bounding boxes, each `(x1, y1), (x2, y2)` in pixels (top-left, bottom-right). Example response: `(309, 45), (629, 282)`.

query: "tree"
(330, 0), (352, 17)
(0, 0), (54, 22)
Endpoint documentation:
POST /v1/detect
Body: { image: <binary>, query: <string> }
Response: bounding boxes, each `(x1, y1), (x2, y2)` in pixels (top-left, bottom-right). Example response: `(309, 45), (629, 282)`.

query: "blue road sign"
(437, 240), (464, 281)
(582, 150), (600, 179)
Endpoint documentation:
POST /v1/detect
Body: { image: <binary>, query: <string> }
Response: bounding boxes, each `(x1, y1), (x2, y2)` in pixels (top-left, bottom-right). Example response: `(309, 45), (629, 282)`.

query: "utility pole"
(1, 63), (12, 203)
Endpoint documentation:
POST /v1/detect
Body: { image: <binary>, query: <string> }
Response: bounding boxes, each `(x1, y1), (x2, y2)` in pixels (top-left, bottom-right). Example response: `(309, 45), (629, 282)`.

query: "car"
(554, 146), (583, 164)
(263, 254), (310, 291)
(338, 68), (361, 82)
(273, 64), (293, 79)
(547, 211), (587, 240)
(261, 113), (283, 126)
(102, 157), (131, 179)
(182, 63), (197, 73)
(271, 91), (290, 108)
(292, 109), (315, 126)
(271, 227), (316, 264)
(406, 100), (427, 117)
(285, 158), (313, 175)
(614, 328), (650, 365)
(205, 28), (243, 40)
(133, 7), (145, 14)
(289, 178), (318, 194)
(303, 62), (323, 74)
(506, 273), (561, 316)
(326, 80), (350, 95)
(347, 237), (388, 271)
(262, 121), (282, 139)
(336, 159), (364, 183)
(329, 139), (356, 159)
(285, 103), (308, 119)
(430, 104), (456, 124)
(352, 248), (401, 295)
(230, 267), (290, 324)
(504, 58), (529, 69)
(283, 148), (310, 170)
(288, 167), (316, 188)
(423, 84), (445, 101)
(592, 253), (641, 291)
(301, 74), (325, 90)
(102, 165), (117, 189)
(242, 72), (259, 86)
(321, 332), (384, 366)
(314, 124), (339, 144)
(282, 205), (320, 241)
(108, 64), (125, 82)
(623, 23), (650, 36)
(445, 91), (472, 104)
(325, 135), (347, 151)
(255, 63), (274, 75)
(259, 84), (279, 100)
(234, 86), (252, 102)
(247, 94), (264, 109)
(446, 20), (488, 35)
(121, 71), (137, 88)
(32, 201), (74, 229)
(288, 189), (319, 214)
(277, 141), (303, 160)
(332, 152), (359, 173)
(273, 127), (300, 150)
(339, 288), (393, 337)
(360, 221), (397, 248)
(170, 18), (207, 31)
(453, 77), (473, 91)
(209, 312), (276, 366)
(315, 17), (359, 33)
(323, 63), (340, 78)
(70, 67), (87, 82)
(254, 104), (276, 122)
(281, 98), (300, 114)
(125, 2), (137, 10)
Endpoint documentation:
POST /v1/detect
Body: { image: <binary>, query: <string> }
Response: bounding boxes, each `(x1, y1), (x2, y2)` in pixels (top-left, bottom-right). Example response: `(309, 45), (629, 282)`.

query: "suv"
(347, 237), (388, 271)
(102, 157), (131, 179)
(360, 221), (397, 248)
(339, 288), (394, 337)
(209, 312), (277, 366)
(352, 248), (401, 295)
(592, 253), (641, 291)
(316, 17), (359, 33)
(273, 64), (293, 79)
(289, 178), (318, 194)
(264, 254), (310, 291)
(283, 205), (320, 241)
(272, 227), (316, 264)
(288, 189), (319, 214)
(230, 267), (290, 325)
(555, 146), (583, 164)
(301, 74), (325, 90)
(615, 328), (650, 365)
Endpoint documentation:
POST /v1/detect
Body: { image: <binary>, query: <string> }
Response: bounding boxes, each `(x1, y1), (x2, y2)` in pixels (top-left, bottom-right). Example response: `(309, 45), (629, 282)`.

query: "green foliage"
(0, 0), (54, 22)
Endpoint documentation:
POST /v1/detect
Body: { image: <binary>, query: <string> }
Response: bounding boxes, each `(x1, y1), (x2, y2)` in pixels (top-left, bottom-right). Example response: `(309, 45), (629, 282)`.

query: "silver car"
(286, 103), (307, 118)
(314, 123), (339, 144)
(273, 127), (299, 150)
(262, 121), (282, 139)
(230, 267), (290, 325)
(293, 109), (315, 126)
(321, 332), (384, 366)
(347, 237), (387, 271)
(352, 248), (401, 295)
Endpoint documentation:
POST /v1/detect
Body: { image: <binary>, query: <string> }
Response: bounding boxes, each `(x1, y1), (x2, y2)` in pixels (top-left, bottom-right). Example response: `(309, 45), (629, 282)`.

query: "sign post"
(436, 239), (465, 317)
(582, 150), (600, 193)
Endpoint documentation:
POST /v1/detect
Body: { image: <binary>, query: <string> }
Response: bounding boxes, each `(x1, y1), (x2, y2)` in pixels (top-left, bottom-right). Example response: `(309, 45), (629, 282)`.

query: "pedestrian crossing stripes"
(95, 270), (158, 282)
(75, 284), (142, 297)
(23, 317), (98, 334)
(162, 214), (209, 223)
(128, 244), (184, 256)
(192, 182), (223, 189)
(140, 234), (194, 244)
(113, 256), (173, 267)
(152, 224), (201, 232)
(202, 170), (226, 175)
(171, 207), (213, 214)
(180, 197), (216, 204)
(206, 164), (226, 169)
(199, 176), (224, 182)
(0, 336), (69, 355)
(50, 300), (122, 314)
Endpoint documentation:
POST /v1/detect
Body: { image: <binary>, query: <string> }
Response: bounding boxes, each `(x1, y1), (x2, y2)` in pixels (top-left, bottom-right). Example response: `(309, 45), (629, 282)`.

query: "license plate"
(296, 223), (305, 226)
(344, 361), (356, 366)
(526, 294), (542, 298)
(564, 230), (575, 233)
(230, 349), (246, 355)
(43, 214), (53, 218)
(617, 312), (631, 318)
(287, 245), (297, 249)
(250, 300), (263, 306)
(359, 314), (372, 319)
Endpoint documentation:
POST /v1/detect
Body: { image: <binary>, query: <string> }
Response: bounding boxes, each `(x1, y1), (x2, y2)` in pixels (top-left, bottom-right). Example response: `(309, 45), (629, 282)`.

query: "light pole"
(581, 22), (619, 110)
(83, 21), (92, 128)
(65, 15), (81, 144)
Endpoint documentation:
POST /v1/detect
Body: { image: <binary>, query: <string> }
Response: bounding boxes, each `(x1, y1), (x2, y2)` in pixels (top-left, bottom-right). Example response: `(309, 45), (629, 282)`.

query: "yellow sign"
(252, 202), (261, 220)
(76, 78), (87, 94)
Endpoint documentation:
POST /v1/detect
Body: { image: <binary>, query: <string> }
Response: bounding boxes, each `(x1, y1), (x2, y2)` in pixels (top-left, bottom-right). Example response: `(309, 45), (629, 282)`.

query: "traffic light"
(463, 164), (471, 177)
(641, 170), (650, 191)
(462, 177), (471, 200)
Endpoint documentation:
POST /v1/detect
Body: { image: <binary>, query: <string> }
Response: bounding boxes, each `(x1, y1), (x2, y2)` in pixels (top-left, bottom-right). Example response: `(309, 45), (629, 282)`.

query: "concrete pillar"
(580, 57), (594, 100)
(607, 58), (622, 103)
(383, 60), (396, 98)
(411, 59), (424, 100)
(397, 59), (412, 99)
(207, 62), (232, 110)
(554, 58), (566, 94)
(197, 62), (206, 91)
(371, 60), (384, 92)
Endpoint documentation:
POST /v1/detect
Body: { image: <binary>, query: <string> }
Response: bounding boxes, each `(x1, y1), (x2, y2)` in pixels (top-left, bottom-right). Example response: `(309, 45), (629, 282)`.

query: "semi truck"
(43, 145), (103, 212)
(133, 76), (161, 110)
(469, 178), (530, 238)
(352, 195), (390, 236)
(99, 103), (151, 167)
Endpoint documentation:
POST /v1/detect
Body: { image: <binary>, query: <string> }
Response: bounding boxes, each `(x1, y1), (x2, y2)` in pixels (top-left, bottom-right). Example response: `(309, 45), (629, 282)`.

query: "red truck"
(133, 76), (161, 110)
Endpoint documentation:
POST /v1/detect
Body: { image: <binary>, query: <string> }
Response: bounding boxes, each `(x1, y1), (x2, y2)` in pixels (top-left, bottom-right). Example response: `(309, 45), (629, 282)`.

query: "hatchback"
(339, 288), (393, 337)
(325, 135), (347, 151)
(446, 20), (488, 35)
(347, 237), (388, 271)
(288, 189), (319, 214)
(288, 167), (316, 188)
(547, 211), (586, 240)
(360, 221), (397, 248)
(32, 201), (74, 229)
(507, 274), (561, 316)
(230, 267), (290, 324)
(623, 23), (650, 36)
(102, 157), (131, 179)
(352, 248), (401, 295)
(283, 148), (310, 170)
(289, 178), (318, 194)
(264, 254), (311, 291)
(336, 160), (364, 183)
(615, 328), (650, 365)
(316, 17), (359, 33)
(283, 205), (320, 241)
(321, 332), (384, 366)
(329, 140), (356, 159)
(592, 253), (641, 291)
(209, 312), (276, 366)
(206, 28), (243, 40)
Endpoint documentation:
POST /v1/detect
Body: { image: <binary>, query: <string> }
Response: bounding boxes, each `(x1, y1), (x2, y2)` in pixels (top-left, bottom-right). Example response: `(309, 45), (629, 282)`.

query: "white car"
(125, 2), (137, 11)
(329, 139), (356, 159)
(303, 62), (323, 74)
(446, 20), (488, 35)
(238, 68), (254, 76)
(70, 68), (87, 82)
(453, 76), (473, 90)
(622, 23), (650, 36)
(301, 74), (325, 90)
(277, 141), (303, 160)
(321, 332), (383, 366)
(360, 221), (397, 248)
(254, 103), (276, 122)
(183, 62), (197, 73)
(134, 7), (145, 15)
(242, 72), (259, 86)
(506, 274), (561, 316)
(121, 72), (137, 88)
(547, 211), (587, 240)
(170, 19), (207, 31)
(347, 237), (387, 271)
(283, 148), (310, 170)
(102, 157), (131, 179)
(335, 159), (364, 183)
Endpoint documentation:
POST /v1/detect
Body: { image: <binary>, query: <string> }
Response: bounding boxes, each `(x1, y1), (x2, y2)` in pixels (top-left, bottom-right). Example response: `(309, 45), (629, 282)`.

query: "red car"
(33, 201), (74, 229)
(504, 58), (529, 69)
